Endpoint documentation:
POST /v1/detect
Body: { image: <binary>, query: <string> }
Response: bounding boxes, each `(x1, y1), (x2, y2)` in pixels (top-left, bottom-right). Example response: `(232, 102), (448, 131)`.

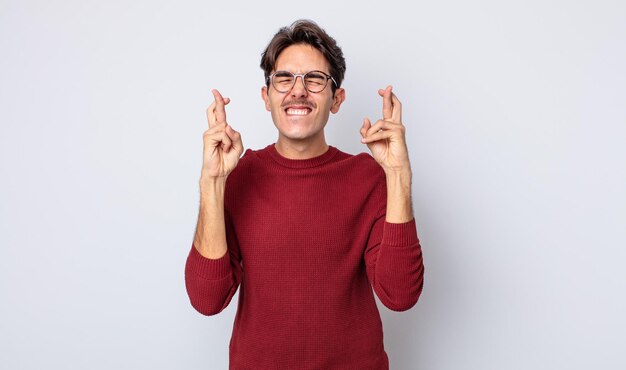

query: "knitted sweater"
(185, 144), (424, 370)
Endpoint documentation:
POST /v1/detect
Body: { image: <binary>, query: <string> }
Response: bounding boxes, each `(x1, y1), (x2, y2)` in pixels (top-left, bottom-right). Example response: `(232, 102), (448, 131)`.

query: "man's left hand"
(360, 86), (411, 173)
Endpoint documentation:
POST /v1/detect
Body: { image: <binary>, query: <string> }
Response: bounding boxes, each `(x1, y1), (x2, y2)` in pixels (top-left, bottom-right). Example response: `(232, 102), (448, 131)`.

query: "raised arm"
(361, 86), (424, 311)
(185, 89), (245, 316)
(360, 86), (413, 222)
(195, 89), (244, 258)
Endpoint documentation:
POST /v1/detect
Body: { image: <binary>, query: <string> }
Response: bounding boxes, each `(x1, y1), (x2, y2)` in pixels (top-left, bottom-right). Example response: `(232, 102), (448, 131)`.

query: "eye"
(305, 73), (326, 86)
(274, 72), (294, 84)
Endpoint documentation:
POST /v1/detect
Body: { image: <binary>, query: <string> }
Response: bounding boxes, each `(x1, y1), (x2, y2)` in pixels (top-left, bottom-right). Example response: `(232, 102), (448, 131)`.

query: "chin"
(276, 121), (310, 137)
(280, 130), (312, 141)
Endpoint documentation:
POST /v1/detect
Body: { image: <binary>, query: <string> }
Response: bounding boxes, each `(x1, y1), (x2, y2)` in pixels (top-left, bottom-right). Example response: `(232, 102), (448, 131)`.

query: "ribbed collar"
(263, 143), (340, 169)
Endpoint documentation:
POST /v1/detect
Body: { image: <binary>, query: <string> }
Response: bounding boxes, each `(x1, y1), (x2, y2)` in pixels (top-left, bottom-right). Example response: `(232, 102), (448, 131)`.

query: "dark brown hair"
(260, 20), (346, 93)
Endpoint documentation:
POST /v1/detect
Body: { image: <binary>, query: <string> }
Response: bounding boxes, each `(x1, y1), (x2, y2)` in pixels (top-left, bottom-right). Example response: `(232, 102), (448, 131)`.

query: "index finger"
(380, 86), (393, 120)
(390, 92), (402, 123)
(206, 99), (217, 128)
(212, 89), (228, 125)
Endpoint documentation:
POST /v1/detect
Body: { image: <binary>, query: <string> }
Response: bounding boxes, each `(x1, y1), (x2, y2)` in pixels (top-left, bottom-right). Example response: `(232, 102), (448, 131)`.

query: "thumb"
(360, 118), (371, 138)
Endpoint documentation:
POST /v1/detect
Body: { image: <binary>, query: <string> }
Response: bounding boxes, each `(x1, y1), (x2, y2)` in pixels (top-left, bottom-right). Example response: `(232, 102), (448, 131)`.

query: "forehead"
(274, 44), (330, 74)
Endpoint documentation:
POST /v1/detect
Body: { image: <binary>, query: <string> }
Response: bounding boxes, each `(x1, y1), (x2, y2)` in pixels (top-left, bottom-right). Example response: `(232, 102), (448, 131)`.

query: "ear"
(261, 86), (271, 112)
(330, 88), (345, 114)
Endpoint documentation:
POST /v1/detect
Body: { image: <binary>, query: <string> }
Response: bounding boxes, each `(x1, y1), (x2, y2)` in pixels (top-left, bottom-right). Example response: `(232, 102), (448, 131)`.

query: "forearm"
(384, 168), (414, 223)
(194, 176), (228, 259)
(186, 176), (243, 316)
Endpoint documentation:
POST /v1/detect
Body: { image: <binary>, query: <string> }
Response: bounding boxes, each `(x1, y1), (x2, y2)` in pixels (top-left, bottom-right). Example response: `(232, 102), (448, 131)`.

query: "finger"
(224, 124), (236, 140)
(204, 129), (233, 152)
(206, 98), (231, 129)
(206, 122), (228, 135)
(204, 124), (230, 142)
(212, 89), (228, 124)
(361, 130), (394, 144)
(206, 100), (217, 128)
(221, 130), (233, 152)
(364, 119), (396, 138)
(360, 118), (372, 138)
(224, 125), (243, 152)
(390, 92), (402, 123)
(203, 126), (230, 142)
(381, 85), (393, 120)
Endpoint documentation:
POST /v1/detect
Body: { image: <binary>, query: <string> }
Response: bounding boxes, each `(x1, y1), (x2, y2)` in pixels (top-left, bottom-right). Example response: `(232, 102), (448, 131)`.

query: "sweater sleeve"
(184, 212), (243, 316)
(364, 183), (424, 312)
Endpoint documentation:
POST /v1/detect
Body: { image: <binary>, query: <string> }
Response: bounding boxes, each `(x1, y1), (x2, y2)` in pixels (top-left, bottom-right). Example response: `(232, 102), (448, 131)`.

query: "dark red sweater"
(185, 144), (424, 370)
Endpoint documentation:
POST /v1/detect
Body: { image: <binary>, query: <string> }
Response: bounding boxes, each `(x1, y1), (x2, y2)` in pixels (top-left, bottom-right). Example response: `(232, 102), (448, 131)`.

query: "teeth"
(286, 108), (310, 115)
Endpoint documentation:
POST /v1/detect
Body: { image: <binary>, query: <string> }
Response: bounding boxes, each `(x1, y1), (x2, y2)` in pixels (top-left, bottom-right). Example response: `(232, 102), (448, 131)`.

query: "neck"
(275, 136), (329, 160)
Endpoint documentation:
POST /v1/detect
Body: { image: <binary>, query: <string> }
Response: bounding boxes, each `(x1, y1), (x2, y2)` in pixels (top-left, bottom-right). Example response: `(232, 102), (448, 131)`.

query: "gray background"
(1, 0), (625, 369)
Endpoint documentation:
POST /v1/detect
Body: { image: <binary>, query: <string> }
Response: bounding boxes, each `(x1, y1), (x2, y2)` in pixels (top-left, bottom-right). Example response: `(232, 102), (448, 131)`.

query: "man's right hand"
(201, 89), (244, 179)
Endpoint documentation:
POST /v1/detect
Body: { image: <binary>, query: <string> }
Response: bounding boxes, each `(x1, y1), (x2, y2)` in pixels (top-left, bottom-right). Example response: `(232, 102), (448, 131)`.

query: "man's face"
(261, 44), (345, 145)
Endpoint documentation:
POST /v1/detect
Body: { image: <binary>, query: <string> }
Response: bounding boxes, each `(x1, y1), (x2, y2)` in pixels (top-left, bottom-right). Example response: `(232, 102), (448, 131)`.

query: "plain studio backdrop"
(1, 0), (625, 369)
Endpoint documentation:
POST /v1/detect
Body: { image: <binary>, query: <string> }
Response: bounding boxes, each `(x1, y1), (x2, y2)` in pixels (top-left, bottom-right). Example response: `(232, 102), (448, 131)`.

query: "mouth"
(284, 105), (313, 116)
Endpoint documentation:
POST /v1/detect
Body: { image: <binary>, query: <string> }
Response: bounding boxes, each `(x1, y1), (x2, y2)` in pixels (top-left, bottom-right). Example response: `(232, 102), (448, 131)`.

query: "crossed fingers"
(204, 89), (241, 153)
(361, 86), (405, 143)
(206, 89), (231, 128)
(380, 85), (402, 123)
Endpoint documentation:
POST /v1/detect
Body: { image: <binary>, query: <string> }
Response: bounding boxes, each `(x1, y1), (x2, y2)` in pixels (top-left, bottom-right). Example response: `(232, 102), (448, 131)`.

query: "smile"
(285, 107), (312, 116)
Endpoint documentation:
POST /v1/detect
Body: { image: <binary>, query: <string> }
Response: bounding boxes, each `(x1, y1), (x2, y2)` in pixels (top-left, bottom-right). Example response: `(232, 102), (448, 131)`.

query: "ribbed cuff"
(382, 218), (419, 247)
(188, 244), (232, 280)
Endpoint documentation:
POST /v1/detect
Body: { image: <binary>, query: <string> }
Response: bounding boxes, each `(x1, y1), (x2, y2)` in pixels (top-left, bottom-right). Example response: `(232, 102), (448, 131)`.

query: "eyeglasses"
(268, 70), (337, 93)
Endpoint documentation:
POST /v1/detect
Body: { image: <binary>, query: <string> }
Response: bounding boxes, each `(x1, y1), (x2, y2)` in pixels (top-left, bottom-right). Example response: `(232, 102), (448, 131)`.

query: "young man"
(185, 20), (424, 369)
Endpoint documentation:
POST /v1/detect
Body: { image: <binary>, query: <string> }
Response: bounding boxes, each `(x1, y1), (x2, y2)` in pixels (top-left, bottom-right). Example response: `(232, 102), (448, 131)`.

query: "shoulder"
(353, 151), (384, 173)
(333, 150), (387, 213)
(339, 150), (386, 183)
(330, 150), (386, 200)
(236, 147), (256, 168)
(223, 148), (263, 208)
(225, 147), (259, 183)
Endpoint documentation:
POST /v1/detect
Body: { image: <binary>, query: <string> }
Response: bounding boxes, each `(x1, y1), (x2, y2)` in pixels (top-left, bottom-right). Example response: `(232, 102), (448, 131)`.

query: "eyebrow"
(274, 70), (330, 75)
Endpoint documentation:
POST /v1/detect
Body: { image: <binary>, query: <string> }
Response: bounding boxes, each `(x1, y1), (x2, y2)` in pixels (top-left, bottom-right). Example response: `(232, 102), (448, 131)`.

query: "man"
(185, 20), (424, 369)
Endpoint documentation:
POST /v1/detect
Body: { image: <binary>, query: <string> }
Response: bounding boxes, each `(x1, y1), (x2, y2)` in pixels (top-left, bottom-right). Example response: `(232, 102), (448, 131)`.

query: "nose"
(291, 75), (309, 97)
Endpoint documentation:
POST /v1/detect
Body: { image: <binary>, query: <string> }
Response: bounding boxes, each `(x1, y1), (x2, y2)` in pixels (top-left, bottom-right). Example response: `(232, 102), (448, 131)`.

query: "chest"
(227, 177), (373, 269)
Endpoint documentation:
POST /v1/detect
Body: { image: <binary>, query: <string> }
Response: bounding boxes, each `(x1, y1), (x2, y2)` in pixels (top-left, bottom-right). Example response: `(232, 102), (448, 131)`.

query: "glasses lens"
(304, 72), (329, 93)
(272, 71), (295, 92)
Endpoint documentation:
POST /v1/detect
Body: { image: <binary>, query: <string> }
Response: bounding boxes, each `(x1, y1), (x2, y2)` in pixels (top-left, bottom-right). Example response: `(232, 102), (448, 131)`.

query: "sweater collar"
(264, 143), (339, 169)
